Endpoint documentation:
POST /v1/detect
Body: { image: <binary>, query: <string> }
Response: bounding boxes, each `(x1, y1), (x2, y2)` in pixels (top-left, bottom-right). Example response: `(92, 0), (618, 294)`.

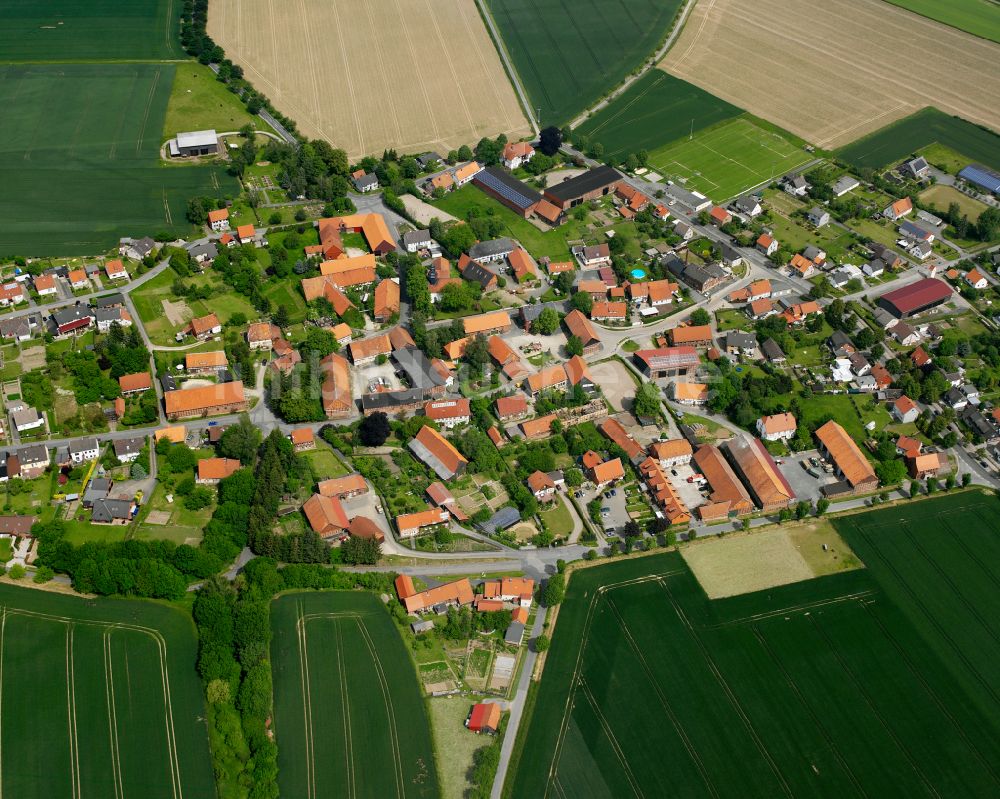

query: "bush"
(8, 564), (26, 580)
(33, 565), (54, 584)
(534, 634), (551, 652)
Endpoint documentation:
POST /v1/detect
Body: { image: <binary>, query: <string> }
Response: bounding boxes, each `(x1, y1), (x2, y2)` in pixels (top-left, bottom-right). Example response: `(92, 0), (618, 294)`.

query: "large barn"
(878, 278), (952, 319)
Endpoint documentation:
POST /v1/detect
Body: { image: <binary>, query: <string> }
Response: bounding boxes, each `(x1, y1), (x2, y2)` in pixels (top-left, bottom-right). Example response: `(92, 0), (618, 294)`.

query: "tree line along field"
(660, 0), (1000, 150)
(882, 0), (1000, 45)
(0, 583), (214, 798)
(270, 592), (439, 799)
(485, 0), (683, 126)
(0, 0), (183, 61)
(0, 63), (236, 257)
(835, 107), (1000, 172)
(506, 493), (1000, 798)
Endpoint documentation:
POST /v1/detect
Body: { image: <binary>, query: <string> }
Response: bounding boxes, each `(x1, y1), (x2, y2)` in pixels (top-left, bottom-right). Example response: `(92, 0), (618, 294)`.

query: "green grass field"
(575, 71), (741, 157)
(0, 583), (214, 797)
(882, 0), (1000, 44)
(0, 64), (236, 257)
(0, 0), (182, 61)
(270, 592), (440, 799)
(647, 117), (812, 201)
(836, 107), (1000, 172)
(162, 63), (261, 137)
(506, 492), (1000, 797)
(485, 0), (683, 126)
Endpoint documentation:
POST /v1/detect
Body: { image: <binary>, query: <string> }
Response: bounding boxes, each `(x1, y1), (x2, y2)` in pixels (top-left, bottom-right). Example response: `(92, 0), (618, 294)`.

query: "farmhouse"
(672, 382), (709, 405)
(588, 457), (625, 488)
(164, 382), (248, 420)
(408, 425), (468, 480)
(633, 347), (699, 379)
(208, 208), (229, 231)
(186, 350), (228, 374)
(423, 399), (471, 428)
(317, 214), (396, 257)
(525, 365), (568, 396)
(187, 313), (222, 340)
(508, 248), (537, 282)
(669, 325), (712, 348)
(814, 420), (878, 493)
(168, 129), (218, 157)
(473, 167), (542, 218)
(352, 171), (379, 192)
(496, 395), (528, 421)
(318, 474), (368, 500)
(401, 577), (473, 614)
(463, 311), (511, 337)
(374, 280), (400, 322)
(757, 413), (797, 442)
(600, 418), (645, 465)
(650, 438), (693, 467)
(302, 493), (350, 539)
(402, 229), (432, 253)
(693, 444), (753, 517)
(396, 507), (450, 540)
(118, 371), (152, 395)
(502, 141), (534, 169)
(543, 166), (621, 209)
(563, 310), (601, 354)
(453, 162), (483, 187)
(197, 458), (242, 485)
(320, 353), (354, 418)
(591, 301), (627, 322)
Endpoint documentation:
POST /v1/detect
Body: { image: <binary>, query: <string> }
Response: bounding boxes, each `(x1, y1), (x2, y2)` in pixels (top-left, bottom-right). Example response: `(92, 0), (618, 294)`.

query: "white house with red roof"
(502, 141), (535, 170)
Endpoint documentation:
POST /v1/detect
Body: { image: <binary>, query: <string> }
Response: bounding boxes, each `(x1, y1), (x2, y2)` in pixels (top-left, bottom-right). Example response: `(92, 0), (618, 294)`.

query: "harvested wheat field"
(661, 0), (1000, 148)
(208, 0), (530, 159)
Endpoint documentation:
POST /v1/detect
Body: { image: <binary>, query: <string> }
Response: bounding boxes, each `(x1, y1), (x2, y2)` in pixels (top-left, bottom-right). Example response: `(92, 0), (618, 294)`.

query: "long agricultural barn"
(958, 164), (1000, 196)
(877, 278), (952, 318)
(473, 167), (542, 217)
(543, 166), (621, 209)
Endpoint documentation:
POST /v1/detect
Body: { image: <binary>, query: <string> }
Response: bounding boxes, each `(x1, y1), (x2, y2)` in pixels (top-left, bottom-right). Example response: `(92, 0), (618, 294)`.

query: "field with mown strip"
(485, 0), (683, 126)
(836, 106), (1000, 172)
(270, 592), (439, 799)
(881, 0), (1000, 44)
(0, 0), (182, 61)
(0, 583), (214, 798)
(506, 496), (1000, 798)
(0, 63), (236, 257)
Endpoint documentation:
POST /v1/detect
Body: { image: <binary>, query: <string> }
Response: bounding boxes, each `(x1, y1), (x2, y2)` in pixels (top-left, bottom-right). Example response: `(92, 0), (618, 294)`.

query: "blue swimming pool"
(630, 268), (646, 279)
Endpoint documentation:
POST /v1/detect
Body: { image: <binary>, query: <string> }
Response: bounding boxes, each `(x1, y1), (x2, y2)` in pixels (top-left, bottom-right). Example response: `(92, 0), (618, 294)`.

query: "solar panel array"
(959, 165), (1000, 194)
(476, 168), (541, 210)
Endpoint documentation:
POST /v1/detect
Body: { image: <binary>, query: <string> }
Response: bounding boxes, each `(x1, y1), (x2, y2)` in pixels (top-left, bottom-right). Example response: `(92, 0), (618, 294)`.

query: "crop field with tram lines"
(270, 592), (439, 799)
(505, 493), (1000, 798)
(207, 0), (531, 161)
(0, 584), (214, 799)
(660, 0), (1000, 150)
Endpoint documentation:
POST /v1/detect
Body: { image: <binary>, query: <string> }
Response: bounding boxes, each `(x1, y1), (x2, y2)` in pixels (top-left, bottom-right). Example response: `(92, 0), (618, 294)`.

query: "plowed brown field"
(660, 0), (1000, 148)
(208, 0), (531, 159)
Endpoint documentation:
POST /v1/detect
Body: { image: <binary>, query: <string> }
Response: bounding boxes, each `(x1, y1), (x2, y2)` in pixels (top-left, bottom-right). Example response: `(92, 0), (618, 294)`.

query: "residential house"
(408, 426), (468, 480)
(789, 253), (817, 279)
(52, 305), (93, 336)
(396, 507), (450, 539)
(208, 208), (229, 231)
(458, 255), (498, 291)
(423, 399), (471, 428)
(757, 413), (797, 442)
(673, 382), (709, 405)
(709, 206), (732, 226)
(756, 234), (778, 256)
(863, 260), (885, 278)
(902, 156), (930, 179)
(453, 161), (482, 187)
(113, 436), (145, 463)
(966, 268), (989, 290)
(197, 458), (242, 484)
(187, 313), (221, 341)
(402, 229), (432, 253)
(761, 338), (786, 363)
(888, 320), (920, 346)
(0, 283), (26, 308)
(733, 195), (762, 217)
(67, 269), (89, 290)
(646, 280), (678, 309)
(784, 174), (808, 196)
(374, 279), (400, 322)
(302, 493), (349, 539)
(508, 248), (538, 283)
(588, 457), (624, 488)
(105, 259), (129, 282)
(571, 243), (611, 268)
(289, 429), (315, 451)
(33, 274), (57, 297)
(69, 437), (100, 463)
(527, 470), (556, 503)
(525, 365), (568, 396)
(12, 408), (44, 434)
(185, 351), (228, 375)
(469, 238), (515, 264)
(118, 371), (152, 395)
(725, 330), (757, 357)
(807, 207), (830, 227)
(883, 197), (913, 221)
(91, 498), (135, 525)
(352, 171), (379, 192)
(673, 220), (694, 240)
(502, 141), (534, 169)
(496, 395), (528, 421)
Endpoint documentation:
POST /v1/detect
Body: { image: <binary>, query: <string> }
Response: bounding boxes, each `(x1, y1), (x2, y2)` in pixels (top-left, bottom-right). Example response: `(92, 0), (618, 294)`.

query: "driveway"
(589, 360), (636, 411)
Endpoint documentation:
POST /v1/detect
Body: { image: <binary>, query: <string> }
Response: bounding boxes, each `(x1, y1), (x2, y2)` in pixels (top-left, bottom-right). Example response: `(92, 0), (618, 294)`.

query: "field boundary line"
(104, 630), (124, 799)
(749, 625), (869, 797)
(135, 66), (161, 155)
(706, 590), (876, 629)
(577, 676), (644, 798)
(856, 527), (1000, 707)
(860, 601), (1000, 787)
(354, 617), (404, 798)
(806, 614), (941, 798)
(544, 570), (682, 797)
(334, 620), (356, 799)
(657, 579), (793, 797)
(295, 602), (316, 799)
(65, 625), (81, 799)
(605, 595), (719, 798)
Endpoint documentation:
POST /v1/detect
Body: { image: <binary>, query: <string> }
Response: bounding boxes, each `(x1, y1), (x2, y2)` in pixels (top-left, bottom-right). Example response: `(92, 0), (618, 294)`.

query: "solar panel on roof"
(476, 168), (541, 210)
(959, 165), (1000, 194)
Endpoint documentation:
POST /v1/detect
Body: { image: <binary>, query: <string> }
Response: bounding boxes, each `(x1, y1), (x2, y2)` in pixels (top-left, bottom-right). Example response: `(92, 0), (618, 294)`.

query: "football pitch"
(0, 64), (235, 257)
(270, 592), (439, 799)
(506, 493), (1000, 798)
(0, 584), (214, 798)
(649, 117), (812, 202)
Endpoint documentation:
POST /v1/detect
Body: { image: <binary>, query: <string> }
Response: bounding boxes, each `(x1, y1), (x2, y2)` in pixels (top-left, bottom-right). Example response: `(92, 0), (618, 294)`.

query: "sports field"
(836, 106), (1000, 172)
(271, 592), (439, 799)
(661, 0), (1000, 149)
(506, 493), (1000, 798)
(208, 0), (530, 160)
(485, 0), (683, 126)
(649, 117), (811, 201)
(0, 0), (182, 61)
(0, 64), (235, 257)
(0, 583), (214, 798)
(882, 0), (1000, 44)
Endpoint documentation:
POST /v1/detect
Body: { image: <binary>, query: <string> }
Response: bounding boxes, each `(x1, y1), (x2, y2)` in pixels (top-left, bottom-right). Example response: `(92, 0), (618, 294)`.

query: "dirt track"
(208, 0), (530, 159)
(660, 0), (1000, 148)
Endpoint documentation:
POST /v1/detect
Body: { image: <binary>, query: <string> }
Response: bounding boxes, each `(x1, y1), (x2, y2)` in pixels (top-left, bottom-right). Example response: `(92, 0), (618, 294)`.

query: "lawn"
(836, 107), (1000, 172)
(918, 183), (991, 222)
(645, 116), (811, 201)
(427, 696), (495, 799)
(795, 393), (891, 443)
(270, 592), (439, 798)
(574, 71), (742, 162)
(760, 197), (859, 258)
(538, 496), (574, 537)
(133, 482), (210, 545)
(303, 446), (350, 480)
(0, 582), (214, 798)
(0, 64), (236, 257)
(433, 185), (592, 261)
(162, 63), (263, 137)
(506, 494), (1000, 797)
(485, 0), (684, 125)
(882, 0), (1000, 44)
(131, 267), (257, 345)
(0, 0), (183, 61)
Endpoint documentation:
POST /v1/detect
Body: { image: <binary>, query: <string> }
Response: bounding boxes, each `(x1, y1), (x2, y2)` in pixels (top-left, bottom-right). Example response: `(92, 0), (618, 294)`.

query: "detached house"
(105, 260), (129, 282)
(208, 208), (229, 231)
(757, 413), (797, 442)
(883, 197), (913, 221)
(33, 274), (57, 297)
(756, 233), (778, 256)
(502, 141), (534, 170)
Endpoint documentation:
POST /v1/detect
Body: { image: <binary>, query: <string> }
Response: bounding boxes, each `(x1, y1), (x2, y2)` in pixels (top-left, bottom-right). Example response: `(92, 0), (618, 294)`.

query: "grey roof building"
(761, 338), (785, 362)
(469, 238), (516, 262)
(114, 436), (146, 460)
(352, 173), (379, 192)
(725, 331), (757, 353)
(504, 622), (525, 646)
(93, 293), (125, 309)
(393, 346), (447, 390)
(478, 505), (521, 534)
(91, 498), (133, 524)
